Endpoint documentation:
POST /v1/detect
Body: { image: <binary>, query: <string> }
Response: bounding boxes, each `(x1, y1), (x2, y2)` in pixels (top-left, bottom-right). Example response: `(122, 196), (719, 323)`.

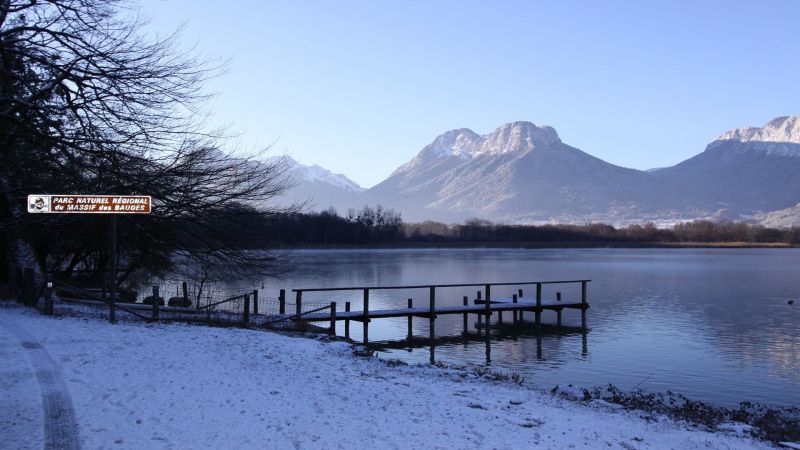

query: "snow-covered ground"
(0, 304), (772, 449)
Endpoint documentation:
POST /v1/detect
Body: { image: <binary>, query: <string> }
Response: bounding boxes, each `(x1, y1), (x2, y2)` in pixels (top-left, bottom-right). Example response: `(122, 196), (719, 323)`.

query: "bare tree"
(0, 0), (293, 283)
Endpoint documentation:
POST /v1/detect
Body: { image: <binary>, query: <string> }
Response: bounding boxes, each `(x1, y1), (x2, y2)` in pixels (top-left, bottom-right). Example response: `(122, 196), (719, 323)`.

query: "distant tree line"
(403, 219), (800, 245)
(256, 211), (800, 246)
(262, 206), (403, 244)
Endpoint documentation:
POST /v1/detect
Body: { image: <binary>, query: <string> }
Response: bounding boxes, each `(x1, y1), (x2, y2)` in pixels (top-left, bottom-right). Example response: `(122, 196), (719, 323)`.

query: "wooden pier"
(278, 280), (590, 343)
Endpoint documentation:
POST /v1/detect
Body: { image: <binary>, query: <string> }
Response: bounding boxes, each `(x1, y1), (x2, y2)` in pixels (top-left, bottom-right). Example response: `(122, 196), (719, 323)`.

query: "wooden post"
(182, 282), (188, 303)
(581, 281), (588, 330)
(243, 293), (250, 327)
(512, 294), (518, 323)
(476, 290), (483, 328)
(429, 287), (435, 340)
(11, 267), (21, 304)
(23, 268), (33, 306)
(556, 291), (562, 326)
(535, 283), (542, 327)
(279, 289), (286, 315)
(484, 284), (491, 336)
(345, 301), (351, 339)
(253, 289), (259, 315)
(295, 290), (302, 318)
(109, 215), (117, 324)
(462, 296), (468, 334)
(407, 298), (413, 339)
(329, 302), (336, 335)
(152, 286), (159, 321)
(518, 288), (524, 321)
(363, 288), (369, 343)
(45, 275), (54, 316)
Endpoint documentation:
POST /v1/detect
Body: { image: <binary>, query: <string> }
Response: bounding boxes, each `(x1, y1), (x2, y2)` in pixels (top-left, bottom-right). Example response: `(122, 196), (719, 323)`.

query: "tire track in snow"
(0, 318), (81, 450)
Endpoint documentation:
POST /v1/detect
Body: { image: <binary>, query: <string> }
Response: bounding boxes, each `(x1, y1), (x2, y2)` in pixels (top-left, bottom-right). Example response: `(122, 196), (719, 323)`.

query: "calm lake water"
(255, 248), (800, 408)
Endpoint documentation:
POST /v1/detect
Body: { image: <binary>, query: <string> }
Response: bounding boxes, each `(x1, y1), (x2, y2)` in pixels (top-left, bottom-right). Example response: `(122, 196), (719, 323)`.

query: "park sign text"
(27, 195), (151, 214)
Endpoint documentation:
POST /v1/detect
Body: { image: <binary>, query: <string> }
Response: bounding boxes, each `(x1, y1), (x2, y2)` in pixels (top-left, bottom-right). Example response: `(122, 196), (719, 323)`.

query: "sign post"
(28, 195), (152, 323)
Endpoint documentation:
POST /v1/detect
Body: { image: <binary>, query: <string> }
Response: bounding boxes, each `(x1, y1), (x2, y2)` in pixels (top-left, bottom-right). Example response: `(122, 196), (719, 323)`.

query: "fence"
(6, 266), (281, 329)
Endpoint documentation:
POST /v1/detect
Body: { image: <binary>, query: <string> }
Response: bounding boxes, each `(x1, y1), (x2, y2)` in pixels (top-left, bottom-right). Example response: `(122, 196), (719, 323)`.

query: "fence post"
(462, 296), (468, 334)
(362, 289), (369, 343)
(581, 281), (588, 330)
(295, 290), (302, 318)
(518, 288), (524, 320)
(23, 268), (34, 306)
(152, 286), (159, 322)
(407, 298), (413, 339)
(329, 302), (336, 335)
(182, 282), (188, 304)
(279, 289), (286, 315)
(45, 275), (54, 315)
(345, 301), (351, 339)
(253, 289), (259, 315)
(243, 293), (250, 327)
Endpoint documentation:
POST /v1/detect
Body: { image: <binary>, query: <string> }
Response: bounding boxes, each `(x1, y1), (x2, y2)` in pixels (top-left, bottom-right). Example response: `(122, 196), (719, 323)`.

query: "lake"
(254, 248), (800, 408)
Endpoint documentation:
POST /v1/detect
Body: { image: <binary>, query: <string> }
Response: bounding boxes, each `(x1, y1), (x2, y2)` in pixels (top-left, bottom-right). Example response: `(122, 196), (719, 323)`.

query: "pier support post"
(345, 302), (351, 339)
(279, 289), (286, 315)
(518, 288), (524, 321)
(407, 298), (413, 339)
(535, 283), (542, 328)
(581, 281), (588, 330)
(253, 289), (259, 315)
(462, 296), (468, 334)
(476, 291), (483, 328)
(484, 284), (491, 337)
(363, 289), (369, 343)
(512, 294), (518, 323)
(429, 287), (436, 341)
(556, 292), (562, 326)
(329, 302), (336, 335)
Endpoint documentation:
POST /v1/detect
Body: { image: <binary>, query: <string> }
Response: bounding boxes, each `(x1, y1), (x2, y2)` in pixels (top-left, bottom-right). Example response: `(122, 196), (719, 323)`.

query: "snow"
(0, 304), (772, 449)
(713, 116), (800, 156)
(270, 155), (365, 192)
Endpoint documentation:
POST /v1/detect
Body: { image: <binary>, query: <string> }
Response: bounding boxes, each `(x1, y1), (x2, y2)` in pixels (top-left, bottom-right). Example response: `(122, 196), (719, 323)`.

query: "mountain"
(274, 157), (364, 212)
(275, 116), (800, 226)
(652, 116), (800, 217)
(361, 121), (687, 224)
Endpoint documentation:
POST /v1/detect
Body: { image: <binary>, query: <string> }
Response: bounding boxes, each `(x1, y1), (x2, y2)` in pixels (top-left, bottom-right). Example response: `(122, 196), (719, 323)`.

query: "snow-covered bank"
(0, 305), (771, 449)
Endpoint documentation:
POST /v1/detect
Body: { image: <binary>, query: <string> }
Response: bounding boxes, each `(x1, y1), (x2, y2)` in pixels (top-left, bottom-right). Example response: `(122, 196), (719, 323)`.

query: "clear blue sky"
(141, 0), (800, 188)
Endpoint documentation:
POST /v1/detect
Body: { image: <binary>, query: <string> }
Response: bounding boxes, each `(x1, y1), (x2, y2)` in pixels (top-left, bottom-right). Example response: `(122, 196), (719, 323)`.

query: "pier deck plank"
(297, 299), (585, 322)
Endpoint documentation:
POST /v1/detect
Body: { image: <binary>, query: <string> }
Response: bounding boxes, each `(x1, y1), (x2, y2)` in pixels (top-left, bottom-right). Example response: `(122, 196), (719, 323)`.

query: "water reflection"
(372, 322), (589, 368)
(246, 248), (800, 407)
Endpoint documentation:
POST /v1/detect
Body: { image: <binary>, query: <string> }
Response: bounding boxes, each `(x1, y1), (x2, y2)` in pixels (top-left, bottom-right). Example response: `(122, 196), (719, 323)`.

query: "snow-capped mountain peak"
(272, 156), (364, 193)
(714, 116), (800, 144)
(709, 116), (800, 157)
(396, 121), (562, 174)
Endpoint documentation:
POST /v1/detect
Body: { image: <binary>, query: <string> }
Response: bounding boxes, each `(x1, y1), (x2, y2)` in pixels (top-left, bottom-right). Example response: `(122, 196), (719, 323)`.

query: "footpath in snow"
(0, 305), (772, 449)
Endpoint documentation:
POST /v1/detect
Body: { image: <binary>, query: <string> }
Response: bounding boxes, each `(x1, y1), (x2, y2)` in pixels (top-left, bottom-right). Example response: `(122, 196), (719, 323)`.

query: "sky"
(140, 0), (800, 188)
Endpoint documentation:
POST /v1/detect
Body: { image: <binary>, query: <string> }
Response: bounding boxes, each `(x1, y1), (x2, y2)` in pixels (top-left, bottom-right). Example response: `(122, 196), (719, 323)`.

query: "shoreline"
(0, 304), (780, 449)
(265, 241), (797, 250)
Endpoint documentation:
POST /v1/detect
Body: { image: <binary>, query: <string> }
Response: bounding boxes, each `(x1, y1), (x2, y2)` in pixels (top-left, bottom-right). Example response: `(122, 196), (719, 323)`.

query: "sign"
(27, 195), (151, 214)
